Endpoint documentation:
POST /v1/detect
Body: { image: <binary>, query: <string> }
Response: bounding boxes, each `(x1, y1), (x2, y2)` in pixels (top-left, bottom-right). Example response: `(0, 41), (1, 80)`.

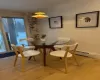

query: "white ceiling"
(0, 0), (68, 12)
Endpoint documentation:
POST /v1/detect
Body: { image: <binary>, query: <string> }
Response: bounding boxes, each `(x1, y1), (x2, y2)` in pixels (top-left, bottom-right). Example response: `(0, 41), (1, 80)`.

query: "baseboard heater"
(76, 51), (89, 57)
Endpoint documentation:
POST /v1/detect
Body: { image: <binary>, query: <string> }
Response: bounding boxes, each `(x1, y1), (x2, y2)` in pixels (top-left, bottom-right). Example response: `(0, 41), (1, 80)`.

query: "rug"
(0, 52), (15, 58)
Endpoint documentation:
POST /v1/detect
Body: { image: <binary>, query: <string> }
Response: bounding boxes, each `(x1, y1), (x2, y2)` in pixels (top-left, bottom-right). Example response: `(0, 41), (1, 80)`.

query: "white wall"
(38, 0), (100, 53)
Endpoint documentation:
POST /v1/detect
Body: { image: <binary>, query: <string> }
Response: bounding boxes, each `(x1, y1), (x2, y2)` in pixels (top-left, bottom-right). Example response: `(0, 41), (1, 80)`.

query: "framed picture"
(49, 16), (63, 29)
(76, 11), (99, 28)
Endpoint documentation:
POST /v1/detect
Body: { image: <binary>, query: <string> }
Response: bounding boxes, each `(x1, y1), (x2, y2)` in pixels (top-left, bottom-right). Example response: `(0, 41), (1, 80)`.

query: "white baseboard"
(88, 52), (100, 59)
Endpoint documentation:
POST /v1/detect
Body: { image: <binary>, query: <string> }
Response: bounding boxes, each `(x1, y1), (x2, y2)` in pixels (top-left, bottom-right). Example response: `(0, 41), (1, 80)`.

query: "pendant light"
(32, 11), (48, 19)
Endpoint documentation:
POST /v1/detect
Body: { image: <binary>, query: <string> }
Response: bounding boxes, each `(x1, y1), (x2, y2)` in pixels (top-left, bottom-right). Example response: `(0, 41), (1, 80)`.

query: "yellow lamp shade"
(32, 12), (48, 18)
(35, 12), (45, 15)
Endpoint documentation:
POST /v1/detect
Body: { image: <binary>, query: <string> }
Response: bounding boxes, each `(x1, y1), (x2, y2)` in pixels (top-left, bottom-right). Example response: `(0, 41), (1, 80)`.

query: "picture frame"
(49, 16), (63, 29)
(76, 11), (99, 28)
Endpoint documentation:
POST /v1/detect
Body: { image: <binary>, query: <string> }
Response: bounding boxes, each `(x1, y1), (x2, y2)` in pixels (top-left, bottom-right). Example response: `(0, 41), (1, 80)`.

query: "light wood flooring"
(0, 53), (100, 80)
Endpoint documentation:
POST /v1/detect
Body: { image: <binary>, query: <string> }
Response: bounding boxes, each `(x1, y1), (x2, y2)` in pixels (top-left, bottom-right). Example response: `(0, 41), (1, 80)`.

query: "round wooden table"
(29, 40), (57, 66)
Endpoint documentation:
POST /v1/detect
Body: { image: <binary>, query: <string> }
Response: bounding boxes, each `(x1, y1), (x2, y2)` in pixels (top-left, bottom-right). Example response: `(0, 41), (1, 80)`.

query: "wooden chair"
(11, 44), (40, 71)
(50, 43), (79, 73)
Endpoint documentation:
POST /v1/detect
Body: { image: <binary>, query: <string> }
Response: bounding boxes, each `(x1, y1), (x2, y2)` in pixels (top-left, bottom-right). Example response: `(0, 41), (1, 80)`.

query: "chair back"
(64, 43), (78, 57)
(20, 38), (34, 42)
(11, 44), (25, 57)
(27, 38), (34, 42)
(11, 44), (19, 56)
(58, 37), (70, 42)
(20, 38), (34, 46)
(17, 46), (25, 57)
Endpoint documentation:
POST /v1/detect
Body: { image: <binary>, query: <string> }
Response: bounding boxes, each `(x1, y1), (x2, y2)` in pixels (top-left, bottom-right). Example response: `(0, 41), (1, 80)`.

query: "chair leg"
(14, 56), (18, 67)
(64, 58), (68, 74)
(28, 56), (32, 60)
(33, 56), (36, 61)
(21, 58), (25, 71)
(59, 48), (62, 59)
(60, 57), (62, 59)
(39, 48), (42, 54)
(73, 55), (79, 66)
(48, 49), (52, 53)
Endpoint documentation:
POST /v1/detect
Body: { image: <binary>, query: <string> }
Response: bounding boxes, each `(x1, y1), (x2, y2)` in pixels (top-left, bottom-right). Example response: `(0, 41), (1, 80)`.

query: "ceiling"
(0, 0), (68, 12)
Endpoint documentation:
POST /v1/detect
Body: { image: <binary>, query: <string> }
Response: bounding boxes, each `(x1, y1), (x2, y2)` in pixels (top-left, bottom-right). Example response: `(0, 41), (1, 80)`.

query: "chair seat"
(50, 50), (72, 58)
(18, 50), (40, 57)
(54, 45), (67, 49)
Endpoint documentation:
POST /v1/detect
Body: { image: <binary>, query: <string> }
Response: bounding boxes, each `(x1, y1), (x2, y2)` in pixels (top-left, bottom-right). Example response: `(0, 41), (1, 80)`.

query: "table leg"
(43, 47), (46, 66)
(28, 47), (38, 60)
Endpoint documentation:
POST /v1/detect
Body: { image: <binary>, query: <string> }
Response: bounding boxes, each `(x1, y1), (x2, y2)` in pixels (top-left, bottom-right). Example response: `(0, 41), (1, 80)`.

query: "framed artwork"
(49, 16), (63, 29)
(76, 11), (99, 28)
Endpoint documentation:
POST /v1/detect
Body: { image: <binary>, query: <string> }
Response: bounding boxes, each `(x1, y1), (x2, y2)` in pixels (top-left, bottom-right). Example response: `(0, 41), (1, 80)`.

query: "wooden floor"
(0, 53), (100, 80)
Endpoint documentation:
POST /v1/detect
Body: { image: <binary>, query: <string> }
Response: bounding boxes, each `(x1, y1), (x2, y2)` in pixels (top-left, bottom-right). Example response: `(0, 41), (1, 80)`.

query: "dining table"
(28, 39), (75, 66)
(28, 40), (57, 66)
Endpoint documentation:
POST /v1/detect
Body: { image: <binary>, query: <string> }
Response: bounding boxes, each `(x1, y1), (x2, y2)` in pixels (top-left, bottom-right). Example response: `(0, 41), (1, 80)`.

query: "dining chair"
(54, 37), (70, 50)
(50, 42), (79, 73)
(19, 38), (35, 50)
(11, 44), (40, 71)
